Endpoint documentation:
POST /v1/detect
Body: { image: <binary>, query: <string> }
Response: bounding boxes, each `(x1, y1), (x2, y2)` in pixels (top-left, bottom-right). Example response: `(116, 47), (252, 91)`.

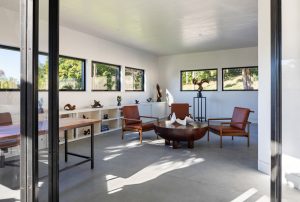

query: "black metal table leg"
(0, 152), (5, 168)
(64, 130), (68, 162)
(193, 97), (195, 121)
(200, 98), (203, 122)
(91, 124), (94, 169)
(197, 98), (200, 121)
(205, 97), (207, 121)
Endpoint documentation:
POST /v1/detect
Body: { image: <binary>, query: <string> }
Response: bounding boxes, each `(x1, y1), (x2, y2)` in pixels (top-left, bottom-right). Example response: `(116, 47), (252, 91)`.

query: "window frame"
(0, 44), (87, 91)
(0, 44), (22, 91)
(38, 53), (86, 91)
(180, 68), (218, 91)
(91, 60), (121, 92)
(222, 66), (259, 91)
(58, 55), (86, 92)
(125, 66), (145, 92)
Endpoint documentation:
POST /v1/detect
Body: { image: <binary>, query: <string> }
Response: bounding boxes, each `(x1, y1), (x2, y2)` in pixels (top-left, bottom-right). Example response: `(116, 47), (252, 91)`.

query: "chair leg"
(232, 136), (234, 140)
(247, 134), (250, 147)
(139, 130), (143, 144)
(207, 130), (210, 142)
(220, 135), (223, 148)
(0, 149), (5, 168)
(121, 130), (124, 140)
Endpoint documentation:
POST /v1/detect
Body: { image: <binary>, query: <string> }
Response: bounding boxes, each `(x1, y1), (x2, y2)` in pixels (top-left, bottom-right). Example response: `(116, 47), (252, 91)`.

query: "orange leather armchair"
(121, 106), (159, 143)
(0, 112), (20, 168)
(169, 103), (192, 120)
(208, 107), (253, 148)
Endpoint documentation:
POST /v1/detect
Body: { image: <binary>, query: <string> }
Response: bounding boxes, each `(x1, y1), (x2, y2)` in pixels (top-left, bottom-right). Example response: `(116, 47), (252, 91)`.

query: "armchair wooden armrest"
(121, 118), (142, 123)
(208, 118), (231, 126)
(220, 121), (251, 125)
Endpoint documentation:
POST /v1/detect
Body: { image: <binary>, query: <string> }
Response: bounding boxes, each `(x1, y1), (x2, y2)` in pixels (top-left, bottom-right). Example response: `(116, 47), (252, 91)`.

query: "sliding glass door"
(281, 0), (300, 201)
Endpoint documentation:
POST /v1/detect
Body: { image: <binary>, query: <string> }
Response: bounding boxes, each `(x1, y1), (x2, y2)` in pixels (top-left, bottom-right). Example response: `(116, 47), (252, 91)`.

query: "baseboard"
(258, 160), (270, 175)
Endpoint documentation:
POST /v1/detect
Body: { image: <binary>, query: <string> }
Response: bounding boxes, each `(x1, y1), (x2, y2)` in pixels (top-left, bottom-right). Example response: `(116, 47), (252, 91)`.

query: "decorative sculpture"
(147, 98), (152, 102)
(91, 100), (103, 108)
(64, 104), (76, 111)
(192, 78), (209, 97)
(117, 96), (122, 106)
(135, 100), (139, 104)
(84, 129), (90, 136)
(156, 84), (162, 102)
(38, 98), (44, 113)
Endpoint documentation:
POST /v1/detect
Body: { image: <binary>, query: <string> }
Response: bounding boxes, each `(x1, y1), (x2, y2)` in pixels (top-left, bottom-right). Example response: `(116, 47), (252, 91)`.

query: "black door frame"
(48, 0), (60, 201)
(20, 0), (60, 201)
(270, 0), (282, 202)
(19, 0), (282, 201)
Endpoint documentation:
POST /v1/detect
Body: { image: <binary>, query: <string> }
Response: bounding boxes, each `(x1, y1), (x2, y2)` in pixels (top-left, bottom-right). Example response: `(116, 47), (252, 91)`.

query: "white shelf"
(102, 117), (119, 122)
(100, 127), (121, 134)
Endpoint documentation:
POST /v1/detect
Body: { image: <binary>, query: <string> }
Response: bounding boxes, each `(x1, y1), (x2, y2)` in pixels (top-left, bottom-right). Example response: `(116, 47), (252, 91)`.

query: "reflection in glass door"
(0, 0), (21, 200)
(282, 0), (300, 201)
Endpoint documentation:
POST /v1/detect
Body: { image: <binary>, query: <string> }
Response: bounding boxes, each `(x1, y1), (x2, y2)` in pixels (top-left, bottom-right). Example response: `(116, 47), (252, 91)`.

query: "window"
(125, 67), (144, 91)
(0, 46), (21, 90)
(38, 54), (86, 91)
(181, 69), (218, 91)
(91, 61), (121, 91)
(222, 67), (258, 91)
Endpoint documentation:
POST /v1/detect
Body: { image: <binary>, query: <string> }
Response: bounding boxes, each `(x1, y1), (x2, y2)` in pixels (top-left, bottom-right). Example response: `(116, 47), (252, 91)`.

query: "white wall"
(257, 0), (271, 175)
(282, 0), (300, 184)
(158, 47), (258, 123)
(0, 7), (159, 114)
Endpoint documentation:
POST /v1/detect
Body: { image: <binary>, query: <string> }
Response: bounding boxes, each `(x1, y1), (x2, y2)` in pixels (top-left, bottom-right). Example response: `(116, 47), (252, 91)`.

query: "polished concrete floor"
(1, 124), (300, 201)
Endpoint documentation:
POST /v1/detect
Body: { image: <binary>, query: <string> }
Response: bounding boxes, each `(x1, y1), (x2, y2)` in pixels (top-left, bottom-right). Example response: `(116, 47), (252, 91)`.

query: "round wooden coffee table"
(154, 121), (208, 149)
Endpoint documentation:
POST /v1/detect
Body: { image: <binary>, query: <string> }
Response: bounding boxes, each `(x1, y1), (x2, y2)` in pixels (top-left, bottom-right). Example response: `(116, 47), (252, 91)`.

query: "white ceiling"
(0, 0), (258, 56)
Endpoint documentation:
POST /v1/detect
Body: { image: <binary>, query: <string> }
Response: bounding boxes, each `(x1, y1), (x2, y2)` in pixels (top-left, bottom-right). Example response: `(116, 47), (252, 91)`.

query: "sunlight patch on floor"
(106, 157), (204, 194)
(0, 184), (20, 201)
(103, 153), (122, 161)
(255, 195), (269, 202)
(230, 188), (257, 202)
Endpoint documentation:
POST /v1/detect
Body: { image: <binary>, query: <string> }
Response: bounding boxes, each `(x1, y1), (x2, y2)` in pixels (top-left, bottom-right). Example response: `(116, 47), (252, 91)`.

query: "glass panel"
(125, 67), (144, 91)
(38, 0), (49, 201)
(222, 67), (258, 91)
(92, 62), (121, 91)
(0, 0), (20, 200)
(181, 69), (217, 90)
(282, 0), (300, 201)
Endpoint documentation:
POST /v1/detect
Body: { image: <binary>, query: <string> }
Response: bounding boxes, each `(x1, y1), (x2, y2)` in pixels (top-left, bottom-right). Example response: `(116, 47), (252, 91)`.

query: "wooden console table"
(0, 118), (100, 171)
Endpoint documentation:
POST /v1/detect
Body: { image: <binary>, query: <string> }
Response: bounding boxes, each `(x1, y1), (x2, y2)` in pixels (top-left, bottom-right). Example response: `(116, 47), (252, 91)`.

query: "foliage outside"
(38, 56), (84, 90)
(0, 51), (84, 90)
(125, 68), (144, 91)
(181, 69), (217, 90)
(0, 69), (20, 89)
(92, 62), (120, 91)
(223, 67), (258, 90)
